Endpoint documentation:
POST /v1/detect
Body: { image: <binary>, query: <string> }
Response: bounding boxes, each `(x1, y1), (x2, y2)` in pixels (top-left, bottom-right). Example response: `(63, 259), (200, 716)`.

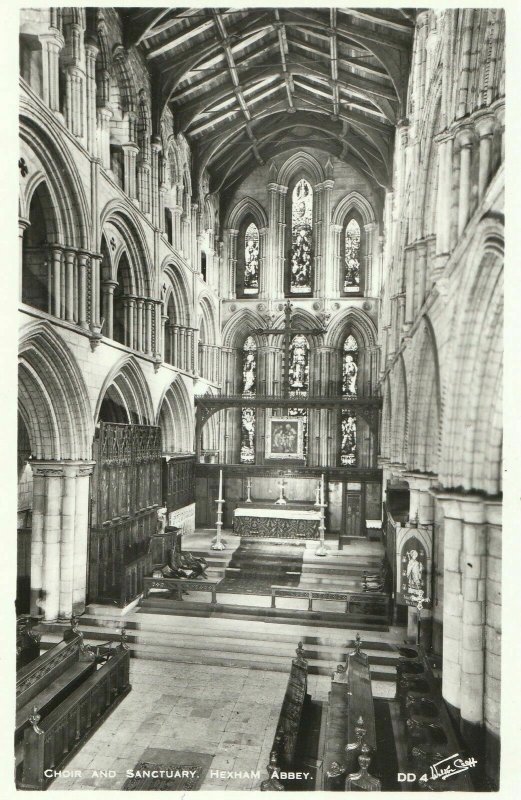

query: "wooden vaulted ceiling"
(121, 8), (416, 201)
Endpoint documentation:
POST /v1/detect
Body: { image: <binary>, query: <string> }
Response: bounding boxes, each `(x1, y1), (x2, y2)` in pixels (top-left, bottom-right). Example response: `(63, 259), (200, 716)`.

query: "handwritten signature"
(419, 753), (477, 783)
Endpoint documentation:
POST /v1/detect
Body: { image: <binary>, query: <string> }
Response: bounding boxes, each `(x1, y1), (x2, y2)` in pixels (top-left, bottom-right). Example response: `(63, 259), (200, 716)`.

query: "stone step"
(38, 625), (397, 681)
(137, 597), (389, 631)
(37, 621), (399, 665)
(76, 609), (402, 649)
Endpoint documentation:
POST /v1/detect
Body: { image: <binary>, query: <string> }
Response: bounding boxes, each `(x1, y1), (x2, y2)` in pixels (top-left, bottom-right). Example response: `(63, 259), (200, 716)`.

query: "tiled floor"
(50, 660), (296, 791)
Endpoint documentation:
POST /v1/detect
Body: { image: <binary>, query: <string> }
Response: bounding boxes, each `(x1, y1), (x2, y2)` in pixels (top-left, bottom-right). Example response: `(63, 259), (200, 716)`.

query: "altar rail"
(143, 576), (221, 605)
(19, 646), (130, 790)
(271, 586), (390, 622)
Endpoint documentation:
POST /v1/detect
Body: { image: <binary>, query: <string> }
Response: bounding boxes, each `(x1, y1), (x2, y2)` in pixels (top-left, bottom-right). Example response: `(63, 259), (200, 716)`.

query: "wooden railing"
(270, 586), (390, 622)
(19, 645), (130, 790)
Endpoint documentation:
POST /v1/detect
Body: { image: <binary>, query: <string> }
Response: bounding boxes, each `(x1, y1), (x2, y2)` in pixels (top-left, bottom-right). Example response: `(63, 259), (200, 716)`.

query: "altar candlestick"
(212, 468), (226, 550)
(316, 473), (329, 557)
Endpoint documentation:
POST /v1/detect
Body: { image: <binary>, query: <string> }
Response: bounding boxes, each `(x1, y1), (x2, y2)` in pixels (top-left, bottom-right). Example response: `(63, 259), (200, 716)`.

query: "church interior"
(16, 6), (504, 792)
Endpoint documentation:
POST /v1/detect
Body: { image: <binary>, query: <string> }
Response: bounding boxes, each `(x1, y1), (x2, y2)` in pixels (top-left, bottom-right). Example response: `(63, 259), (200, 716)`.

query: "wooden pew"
(16, 616), (41, 670)
(322, 634), (381, 791)
(261, 643), (310, 791)
(15, 618), (131, 790)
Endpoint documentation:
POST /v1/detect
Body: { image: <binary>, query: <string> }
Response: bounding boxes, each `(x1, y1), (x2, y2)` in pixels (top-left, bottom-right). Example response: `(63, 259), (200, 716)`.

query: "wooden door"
(345, 490), (362, 537)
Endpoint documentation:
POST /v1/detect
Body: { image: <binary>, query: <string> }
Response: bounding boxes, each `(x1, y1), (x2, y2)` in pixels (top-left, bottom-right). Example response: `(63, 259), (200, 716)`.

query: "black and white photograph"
(10, 3), (510, 794)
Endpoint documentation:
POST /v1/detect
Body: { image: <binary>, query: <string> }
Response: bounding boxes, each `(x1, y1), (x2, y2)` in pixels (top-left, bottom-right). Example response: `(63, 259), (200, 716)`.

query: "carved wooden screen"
(162, 455), (195, 513)
(89, 422), (162, 607)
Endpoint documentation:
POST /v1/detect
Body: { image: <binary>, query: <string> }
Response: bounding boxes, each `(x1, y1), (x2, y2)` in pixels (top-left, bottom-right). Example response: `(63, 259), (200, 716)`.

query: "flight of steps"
(35, 611), (400, 686)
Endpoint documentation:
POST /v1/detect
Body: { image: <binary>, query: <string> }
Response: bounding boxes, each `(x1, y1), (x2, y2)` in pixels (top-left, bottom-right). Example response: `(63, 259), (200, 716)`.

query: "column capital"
(102, 279), (118, 290)
(429, 489), (488, 523)
(474, 112), (496, 139)
(30, 460), (95, 478)
(121, 142), (139, 154)
(455, 125), (477, 148)
(18, 217), (31, 233)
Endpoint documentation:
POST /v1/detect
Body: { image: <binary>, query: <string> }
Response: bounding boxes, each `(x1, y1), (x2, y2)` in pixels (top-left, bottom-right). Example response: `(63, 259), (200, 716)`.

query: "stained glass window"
(290, 179), (313, 294)
(340, 411), (357, 466)
(341, 334), (358, 465)
(240, 336), (257, 464)
(342, 335), (358, 397)
(243, 223), (259, 295)
(288, 334), (309, 396)
(288, 334), (309, 457)
(344, 218), (361, 293)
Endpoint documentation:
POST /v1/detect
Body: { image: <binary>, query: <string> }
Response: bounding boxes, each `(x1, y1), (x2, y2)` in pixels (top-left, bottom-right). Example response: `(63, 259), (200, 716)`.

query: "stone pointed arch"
(326, 307), (378, 350)
(18, 321), (93, 460)
(222, 308), (267, 349)
(95, 355), (154, 426)
(440, 220), (503, 494)
(99, 200), (152, 296)
(19, 107), (91, 249)
(276, 151), (325, 188)
(225, 196), (268, 231)
(198, 292), (219, 346)
(408, 316), (441, 475)
(332, 191), (376, 228)
(381, 376), (392, 460)
(156, 375), (194, 454)
(160, 258), (193, 327)
(390, 354), (408, 465)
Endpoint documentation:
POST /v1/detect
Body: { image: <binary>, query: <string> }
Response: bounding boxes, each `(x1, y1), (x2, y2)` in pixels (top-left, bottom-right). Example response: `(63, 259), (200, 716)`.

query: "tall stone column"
(89, 253), (102, 332)
(161, 313), (169, 361)
(266, 182), (279, 298)
(415, 241), (427, 311)
(39, 30), (65, 113)
(64, 249), (76, 323)
(456, 127), (475, 236)
(434, 133), (454, 264)
(136, 297), (144, 352)
(77, 251), (89, 329)
(84, 41), (98, 155)
(122, 143), (139, 201)
(331, 223), (343, 296)
(172, 203), (182, 250)
(127, 295), (137, 349)
(97, 107), (112, 170)
(475, 114), (495, 200)
(319, 179), (334, 296)
(102, 279), (117, 339)
(150, 139), (161, 228)
(145, 299), (154, 355)
(48, 244), (62, 318)
(225, 229), (238, 298)
(71, 465), (94, 614)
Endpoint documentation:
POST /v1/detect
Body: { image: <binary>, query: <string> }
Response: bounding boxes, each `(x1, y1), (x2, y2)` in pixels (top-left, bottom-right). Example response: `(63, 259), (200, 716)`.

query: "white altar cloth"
(234, 507), (321, 521)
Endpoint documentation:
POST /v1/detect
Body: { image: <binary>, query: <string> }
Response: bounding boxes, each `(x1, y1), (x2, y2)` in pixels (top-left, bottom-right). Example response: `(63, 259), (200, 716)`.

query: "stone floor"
(49, 659), (395, 791)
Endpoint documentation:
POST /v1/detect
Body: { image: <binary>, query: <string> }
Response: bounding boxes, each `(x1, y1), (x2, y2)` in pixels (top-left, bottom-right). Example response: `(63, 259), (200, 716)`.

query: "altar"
(233, 501), (321, 540)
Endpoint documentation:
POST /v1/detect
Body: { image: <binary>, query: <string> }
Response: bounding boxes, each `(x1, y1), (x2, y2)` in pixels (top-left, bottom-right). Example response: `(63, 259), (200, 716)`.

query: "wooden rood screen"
(89, 422), (162, 607)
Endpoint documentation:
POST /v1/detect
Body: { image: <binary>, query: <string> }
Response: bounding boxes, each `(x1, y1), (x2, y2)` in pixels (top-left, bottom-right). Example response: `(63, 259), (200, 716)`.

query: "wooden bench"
(261, 643), (310, 791)
(15, 619), (131, 789)
(143, 575), (221, 604)
(322, 635), (381, 791)
(270, 586), (390, 623)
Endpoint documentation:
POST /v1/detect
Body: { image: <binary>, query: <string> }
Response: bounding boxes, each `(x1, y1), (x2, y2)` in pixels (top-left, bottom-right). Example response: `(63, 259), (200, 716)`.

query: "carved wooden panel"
(89, 423), (162, 607)
(162, 456), (195, 513)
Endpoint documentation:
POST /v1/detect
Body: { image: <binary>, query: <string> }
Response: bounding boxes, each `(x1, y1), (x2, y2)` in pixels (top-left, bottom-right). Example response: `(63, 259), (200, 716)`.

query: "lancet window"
(289, 179), (313, 295)
(340, 335), (358, 465)
(343, 218), (361, 293)
(288, 333), (309, 457)
(240, 336), (257, 464)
